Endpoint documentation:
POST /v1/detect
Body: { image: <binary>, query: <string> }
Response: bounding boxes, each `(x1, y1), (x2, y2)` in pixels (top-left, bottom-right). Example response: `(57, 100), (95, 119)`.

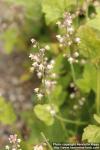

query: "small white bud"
(37, 72), (42, 78)
(50, 60), (55, 65)
(37, 93), (43, 100)
(17, 139), (21, 143)
(56, 35), (61, 39)
(51, 73), (57, 78)
(40, 48), (45, 52)
(39, 64), (44, 70)
(74, 52), (79, 57)
(68, 41), (72, 46)
(31, 38), (35, 43)
(5, 145), (10, 150)
(32, 62), (38, 67)
(50, 109), (56, 116)
(47, 64), (53, 70)
(70, 93), (75, 99)
(34, 88), (39, 93)
(45, 45), (50, 50)
(75, 59), (79, 63)
(56, 21), (61, 26)
(70, 82), (75, 88)
(75, 37), (80, 43)
(68, 57), (74, 64)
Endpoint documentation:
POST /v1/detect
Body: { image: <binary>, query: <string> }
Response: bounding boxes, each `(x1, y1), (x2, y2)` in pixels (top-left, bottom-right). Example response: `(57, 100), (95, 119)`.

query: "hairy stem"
(41, 132), (53, 150)
(55, 114), (87, 125)
(70, 63), (76, 83)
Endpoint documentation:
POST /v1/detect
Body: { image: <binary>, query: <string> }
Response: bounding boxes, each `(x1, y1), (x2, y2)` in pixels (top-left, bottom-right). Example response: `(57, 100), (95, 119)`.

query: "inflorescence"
(29, 39), (57, 100)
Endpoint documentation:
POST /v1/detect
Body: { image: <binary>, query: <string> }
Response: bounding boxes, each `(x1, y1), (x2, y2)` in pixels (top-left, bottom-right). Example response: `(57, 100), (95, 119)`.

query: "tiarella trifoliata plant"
(4, 0), (100, 147)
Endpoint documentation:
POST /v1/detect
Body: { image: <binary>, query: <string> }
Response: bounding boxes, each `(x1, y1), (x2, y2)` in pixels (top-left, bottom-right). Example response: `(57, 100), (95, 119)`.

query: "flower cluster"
(5, 134), (21, 150)
(56, 12), (80, 47)
(56, 12), (85, 65)
(29, 39), (57, 100)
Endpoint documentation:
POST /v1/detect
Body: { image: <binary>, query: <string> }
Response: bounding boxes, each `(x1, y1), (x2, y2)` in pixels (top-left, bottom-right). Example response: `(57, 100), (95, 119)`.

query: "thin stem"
(70, 63), (76, 83)
(85, 0), (89, 20)
(96, 68), (100, 114)
(41, 132), (53, 150)
(55, 114), (87, 125)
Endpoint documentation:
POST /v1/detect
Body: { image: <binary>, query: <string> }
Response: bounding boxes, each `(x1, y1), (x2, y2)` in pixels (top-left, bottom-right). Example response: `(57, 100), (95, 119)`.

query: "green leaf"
(94, 114), (100, 124)
(82, 125), (100, 142)
(42, 0), (85, 24)
(77, 25), (100, 64)
(0, 97), (16, 125)
(87, 7), (100, 31)
(50, 85), (67, 106)
(76, 64), (97, 93)
(42, 0), (65, 24)
(34, 104), (58, 126)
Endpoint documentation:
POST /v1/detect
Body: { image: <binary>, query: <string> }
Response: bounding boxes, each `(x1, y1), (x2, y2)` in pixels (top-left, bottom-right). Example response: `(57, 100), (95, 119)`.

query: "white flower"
(75, 37), (80, 43)
(75, 59), (79, 63)
(70, 93), (75, 99)
(40, 48), (45, 52)
(33, 55), (39, 62)
(51, 73), (57, 78)
(74, 52), (79, 57)
(70, 82), (75, 88)
(29, 53), (34, 59)
(31, 38), (35, 43)
(12, 148), (16, 150)
(68, 57), (74, 64)
(34, 88), (39, 93)
(45, 45), (50, 50)
(50, 109), (56, 116)
(32, 62), (38, 67)
(5, 145), (10, 150)
(50, 60), (55, 65)
(37, 93), (43, 100)
(47, 64), (53, 70)
(56, 35), (61, 39)
(56, 21), (61, 26)
(45, 80), (51, 87)
(59, 37), (64, 43)
(67, 27), (74, 34)
(37, 72), (42, 78)
(39, 64), (44, 70)
(33, 44), (37, 48)
(17, 139), (21, 143)
(68, 41), (72, 46)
